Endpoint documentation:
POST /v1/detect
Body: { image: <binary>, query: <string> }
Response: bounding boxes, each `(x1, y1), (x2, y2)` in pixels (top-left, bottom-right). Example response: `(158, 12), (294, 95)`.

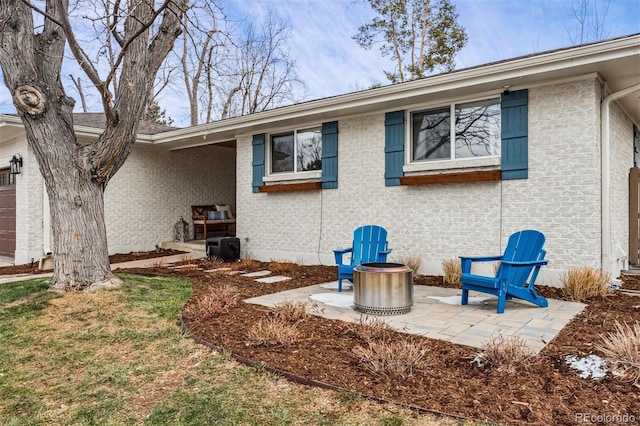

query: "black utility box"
(206, 237), (241, 262)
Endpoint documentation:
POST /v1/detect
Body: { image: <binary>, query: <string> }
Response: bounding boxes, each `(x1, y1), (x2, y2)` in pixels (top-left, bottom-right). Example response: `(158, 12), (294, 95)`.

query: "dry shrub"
(182, 283), (240, 321)
(561, 266), (611, 301)
(396, 254), (422, 276)
(474, 335), (533, 373)
(353, 339), (427, 378)
(273, 299), (310, 323)
(269, 260), (299, 274)
(441, 258), (462, 285)
(245, 317), (300, 347)
(211, 283), (241, 307)
(150, 258), (167, 268)
(597, 321), (640, 387)
(204, 256), (227, 269)
(350, 314), (394, 342)
(235, 253), (258, 270)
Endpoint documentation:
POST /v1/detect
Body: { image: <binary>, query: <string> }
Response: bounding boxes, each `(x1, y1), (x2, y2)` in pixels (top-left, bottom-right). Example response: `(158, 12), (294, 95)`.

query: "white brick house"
(1, 35), (638, 284)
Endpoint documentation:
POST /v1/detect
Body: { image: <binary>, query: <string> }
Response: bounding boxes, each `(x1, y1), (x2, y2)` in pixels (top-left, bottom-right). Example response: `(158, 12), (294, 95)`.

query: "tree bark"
(0, 0), (186, 291)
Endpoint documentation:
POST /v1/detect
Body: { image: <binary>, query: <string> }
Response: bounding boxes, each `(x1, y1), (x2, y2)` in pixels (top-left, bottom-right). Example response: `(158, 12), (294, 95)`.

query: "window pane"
(412, 108), (451, 161)
(296, 127), (322, 171)
(271, 132), (294, 173)
(455, 98), (501, 158)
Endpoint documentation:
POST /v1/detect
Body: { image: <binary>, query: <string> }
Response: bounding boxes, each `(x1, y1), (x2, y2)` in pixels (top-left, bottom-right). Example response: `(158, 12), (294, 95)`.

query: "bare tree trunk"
(47, 167), (115, 291)
(1, 0), (186, 291)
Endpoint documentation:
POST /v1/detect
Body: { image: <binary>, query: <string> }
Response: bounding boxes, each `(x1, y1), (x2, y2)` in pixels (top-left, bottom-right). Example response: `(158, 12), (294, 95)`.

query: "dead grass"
(182, 283), (240, 320)
(245, 317), (301, 347)
(235, 254), (259, 270)
(473, 335), (534, 374)
(273, 299), (310, 323)
(150, 258), (168, 268)
(353, 339), (428, 378)
(441, 258), (462, 285)
(396, 254), (422, 276)
(204, 256), (227, 270)
(269, 260), (300, 274)
(561, 265), (611, 301)
(349, 314), (394, 342)
(597, 320), (640, 387)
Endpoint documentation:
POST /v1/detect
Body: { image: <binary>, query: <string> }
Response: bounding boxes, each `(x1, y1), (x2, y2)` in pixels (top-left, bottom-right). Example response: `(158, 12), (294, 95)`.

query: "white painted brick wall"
(237, 78), (606, 286)
(609, 99), (635, 272)
(9, 141), (235, 263)
(105, 143), (236, 253)
(9, 137), (46, 265)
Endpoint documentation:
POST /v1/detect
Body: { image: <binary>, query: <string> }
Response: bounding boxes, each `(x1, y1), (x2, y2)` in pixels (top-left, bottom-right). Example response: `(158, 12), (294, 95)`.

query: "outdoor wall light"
(9, 154), (22, 175)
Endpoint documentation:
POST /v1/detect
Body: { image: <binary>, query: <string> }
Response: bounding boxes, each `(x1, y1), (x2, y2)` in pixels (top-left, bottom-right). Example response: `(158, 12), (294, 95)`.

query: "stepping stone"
(255, 275), (291, 283)
(242, 270), (272, 277)
(171, 264), (203, 270)
(204, 268), (232, 273)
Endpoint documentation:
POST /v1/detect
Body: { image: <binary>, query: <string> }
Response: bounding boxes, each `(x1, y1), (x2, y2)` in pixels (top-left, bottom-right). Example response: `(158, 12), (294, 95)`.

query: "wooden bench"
(191, 205), (236, 240)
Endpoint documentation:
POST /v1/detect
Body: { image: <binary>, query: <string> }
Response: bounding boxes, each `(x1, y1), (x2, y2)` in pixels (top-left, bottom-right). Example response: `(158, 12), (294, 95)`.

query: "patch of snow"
(309, 293), (354, 309)
(428, 295), (490, 305)
(320, 281), (353, 290)
(565, 354), (609, 379)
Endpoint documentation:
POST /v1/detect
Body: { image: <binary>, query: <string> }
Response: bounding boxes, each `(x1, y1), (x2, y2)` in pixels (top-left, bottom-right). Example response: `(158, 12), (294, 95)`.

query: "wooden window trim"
(258, 181), (322, 193)
(399, 170), (501, 186)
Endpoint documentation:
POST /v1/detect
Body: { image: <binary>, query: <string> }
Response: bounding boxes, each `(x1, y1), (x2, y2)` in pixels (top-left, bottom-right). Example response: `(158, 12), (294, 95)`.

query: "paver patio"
(245, 281), (586, 354)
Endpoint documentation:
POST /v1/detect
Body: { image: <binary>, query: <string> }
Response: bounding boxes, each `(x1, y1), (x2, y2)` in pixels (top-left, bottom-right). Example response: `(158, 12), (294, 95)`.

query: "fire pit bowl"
(353, 262), (413, 315)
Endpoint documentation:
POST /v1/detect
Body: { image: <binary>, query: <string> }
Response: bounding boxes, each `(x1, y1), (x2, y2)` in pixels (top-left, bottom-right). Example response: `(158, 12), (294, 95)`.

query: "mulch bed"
(3, 254), (639, 424)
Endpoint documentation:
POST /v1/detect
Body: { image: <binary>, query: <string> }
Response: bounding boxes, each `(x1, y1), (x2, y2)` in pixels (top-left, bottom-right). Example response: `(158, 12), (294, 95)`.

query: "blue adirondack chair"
(459, 230), (549, 314)
(333, 225), (392, 292)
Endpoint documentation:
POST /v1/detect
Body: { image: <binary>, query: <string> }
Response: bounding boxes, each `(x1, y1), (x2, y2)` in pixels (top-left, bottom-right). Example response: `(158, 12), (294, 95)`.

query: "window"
(270, 127), (322, 174)
(411, 98), (501, 162)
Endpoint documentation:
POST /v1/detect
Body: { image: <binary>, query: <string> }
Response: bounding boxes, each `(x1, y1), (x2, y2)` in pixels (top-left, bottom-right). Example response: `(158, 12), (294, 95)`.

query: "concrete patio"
(245, 281), (586, 354)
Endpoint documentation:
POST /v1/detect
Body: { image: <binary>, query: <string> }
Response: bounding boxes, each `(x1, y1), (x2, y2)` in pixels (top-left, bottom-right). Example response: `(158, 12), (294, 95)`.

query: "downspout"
(601, 83), (640, 276)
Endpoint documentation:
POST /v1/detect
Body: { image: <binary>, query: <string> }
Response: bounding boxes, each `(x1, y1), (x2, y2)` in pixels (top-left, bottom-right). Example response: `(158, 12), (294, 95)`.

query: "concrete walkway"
(245, 280), (586, 354)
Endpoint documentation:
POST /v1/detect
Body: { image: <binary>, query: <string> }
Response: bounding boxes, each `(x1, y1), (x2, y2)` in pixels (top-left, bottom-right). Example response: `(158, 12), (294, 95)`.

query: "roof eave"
(150, 34), (640, 147)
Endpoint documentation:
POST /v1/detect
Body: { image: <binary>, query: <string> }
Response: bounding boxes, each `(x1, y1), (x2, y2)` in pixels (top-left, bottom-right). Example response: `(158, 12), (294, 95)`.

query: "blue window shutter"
(252, 134), (265, 193)
(501, 89), (528, 180)
(321, 121), (339, 189)
(385, 110), (405, 186)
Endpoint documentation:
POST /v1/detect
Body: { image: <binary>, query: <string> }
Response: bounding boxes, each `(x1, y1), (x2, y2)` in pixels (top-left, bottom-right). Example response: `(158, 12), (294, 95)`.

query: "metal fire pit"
(353, 262), (413, 315)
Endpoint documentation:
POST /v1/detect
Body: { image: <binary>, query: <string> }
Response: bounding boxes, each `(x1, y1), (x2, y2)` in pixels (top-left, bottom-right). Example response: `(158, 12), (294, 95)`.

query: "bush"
(561, 266), (611, 301)
(181, 283), (240, 321)
(269, 260), (299, 274)
(395, 254), (422, 276)
(349, 314), (394, 342)
(473, 335), (534, 374)
(245, 317), (300, 347)
(441, 258), (462, 285)
(597, 321), (640, 387)
(353, 339), (427, 378)
(273, 299), (310, 323)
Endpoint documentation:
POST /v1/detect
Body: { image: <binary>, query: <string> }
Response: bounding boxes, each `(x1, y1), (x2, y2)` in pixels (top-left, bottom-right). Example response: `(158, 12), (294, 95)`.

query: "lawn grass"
(0, 274), (470, 425)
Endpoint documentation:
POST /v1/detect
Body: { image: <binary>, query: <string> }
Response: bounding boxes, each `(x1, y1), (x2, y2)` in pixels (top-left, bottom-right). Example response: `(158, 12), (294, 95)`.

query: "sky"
(1, 0), (639, 127)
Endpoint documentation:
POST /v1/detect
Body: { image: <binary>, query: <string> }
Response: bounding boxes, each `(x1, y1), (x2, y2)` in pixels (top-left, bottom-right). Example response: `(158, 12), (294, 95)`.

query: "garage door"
(0, 168), (16, 257)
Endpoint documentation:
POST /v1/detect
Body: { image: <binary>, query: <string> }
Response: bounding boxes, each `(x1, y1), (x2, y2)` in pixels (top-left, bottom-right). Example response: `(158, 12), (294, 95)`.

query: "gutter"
(601, 83), (640, 276)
